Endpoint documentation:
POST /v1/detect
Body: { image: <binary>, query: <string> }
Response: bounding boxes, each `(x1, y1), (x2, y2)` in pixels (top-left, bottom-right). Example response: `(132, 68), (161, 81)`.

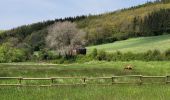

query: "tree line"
(132, 9), (170, 36)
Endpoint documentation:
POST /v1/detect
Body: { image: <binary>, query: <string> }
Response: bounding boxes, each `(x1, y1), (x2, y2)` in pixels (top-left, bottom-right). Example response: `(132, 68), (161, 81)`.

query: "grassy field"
(1, 61), (170, 77)
(0, 61), (170, 100)
(87, 34), (170, 53)
(0, 85), (170, 100)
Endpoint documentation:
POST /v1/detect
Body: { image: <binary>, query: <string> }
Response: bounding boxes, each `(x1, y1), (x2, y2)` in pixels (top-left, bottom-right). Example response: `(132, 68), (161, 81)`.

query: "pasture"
(0, 61), (170, 100)
(87, 34), (170, 53)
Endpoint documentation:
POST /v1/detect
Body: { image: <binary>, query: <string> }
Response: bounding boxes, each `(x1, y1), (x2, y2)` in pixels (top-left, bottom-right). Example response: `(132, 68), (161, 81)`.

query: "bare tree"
(46, 21), (86, 56)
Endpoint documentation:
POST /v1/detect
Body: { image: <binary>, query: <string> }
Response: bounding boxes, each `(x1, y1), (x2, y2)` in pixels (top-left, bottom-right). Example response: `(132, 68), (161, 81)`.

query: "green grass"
(87, 34), (170, 53)
(1, 61), (170, 77)
(0, 85), (170, 100)
(1, 61), (170, 99)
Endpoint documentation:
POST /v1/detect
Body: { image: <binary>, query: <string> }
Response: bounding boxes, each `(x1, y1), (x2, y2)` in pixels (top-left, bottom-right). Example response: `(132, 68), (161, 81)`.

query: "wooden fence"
(0, 75), (170, 87)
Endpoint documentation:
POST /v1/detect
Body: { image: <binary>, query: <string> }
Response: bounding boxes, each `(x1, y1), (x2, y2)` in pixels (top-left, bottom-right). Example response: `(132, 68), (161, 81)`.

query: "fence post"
(83, 77), (86, 87)
(19, 77), (22, 86)
(139, 75), (143, 85)
(51, 78), (54, 86)
(165, 76), (168, 84)
(112, 77), (115, 85)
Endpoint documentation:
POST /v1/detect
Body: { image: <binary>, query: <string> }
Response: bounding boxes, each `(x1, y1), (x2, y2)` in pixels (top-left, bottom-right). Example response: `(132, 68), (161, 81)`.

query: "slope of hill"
(87, 34), (170, 53)
(0, 1), (170, 56)
(78, 3), (170, 30)
(78, 2), (170, 44)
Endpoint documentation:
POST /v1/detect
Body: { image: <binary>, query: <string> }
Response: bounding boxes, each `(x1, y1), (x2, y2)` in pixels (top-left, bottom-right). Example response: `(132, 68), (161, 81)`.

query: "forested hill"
(0, 0), (170, 52)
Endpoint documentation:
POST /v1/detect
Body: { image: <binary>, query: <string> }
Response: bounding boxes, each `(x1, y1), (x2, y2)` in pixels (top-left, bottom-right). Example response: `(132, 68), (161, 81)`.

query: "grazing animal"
(124, 65), (133, 70)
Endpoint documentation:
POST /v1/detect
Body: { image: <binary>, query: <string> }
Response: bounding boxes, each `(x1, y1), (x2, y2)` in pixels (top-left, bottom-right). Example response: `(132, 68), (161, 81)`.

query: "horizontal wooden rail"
(0, 77), (21, 79)
(142, 76), (166, 78)
(22, 78), (51, 80)
(87, 77), (111, 80)
(0, 75), (169, 86)
(112, 75), (142, 78)
(51, 77), (84, 79)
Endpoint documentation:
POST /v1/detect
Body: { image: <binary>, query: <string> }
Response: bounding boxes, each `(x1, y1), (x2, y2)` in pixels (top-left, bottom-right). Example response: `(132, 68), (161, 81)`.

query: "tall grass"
(0, 85), (170, 100)
(0, 61), (170, 77)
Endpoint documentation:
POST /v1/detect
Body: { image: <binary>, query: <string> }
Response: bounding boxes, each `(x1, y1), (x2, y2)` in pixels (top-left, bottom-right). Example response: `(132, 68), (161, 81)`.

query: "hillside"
(77, 3), (170, 32)
(0, 1), (170, 59)
(87, 34), (170, 53)
(77, 2), (170, 44)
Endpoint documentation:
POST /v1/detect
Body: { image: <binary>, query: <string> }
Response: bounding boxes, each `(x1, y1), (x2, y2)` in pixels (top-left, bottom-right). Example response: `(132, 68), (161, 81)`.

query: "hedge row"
(88, 49), (170, 62)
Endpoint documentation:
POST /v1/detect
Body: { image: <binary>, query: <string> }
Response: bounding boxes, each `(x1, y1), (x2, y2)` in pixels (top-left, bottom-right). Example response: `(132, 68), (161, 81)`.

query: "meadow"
(87, 34), (170, 53)
(0, 85), (170, 100)
(0, 61), (170, 100)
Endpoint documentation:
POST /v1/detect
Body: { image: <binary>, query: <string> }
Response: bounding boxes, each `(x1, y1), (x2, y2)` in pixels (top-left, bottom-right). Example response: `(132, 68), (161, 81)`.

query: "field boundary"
(0, 75), (170, 87)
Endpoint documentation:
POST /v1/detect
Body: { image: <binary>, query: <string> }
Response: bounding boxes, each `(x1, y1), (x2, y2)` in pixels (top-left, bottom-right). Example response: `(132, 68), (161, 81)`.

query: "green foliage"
(75, 55), (93, 63)
(96, 50), (107, 61)
(164, 49), (170, 60)
(32, 50), (59, 61)
(85, 49), (170, 62)
(0, 44), (26, 63)
(90, 48), (98, 58)
(143, 50), (164, 61)
(139, 9), (170, 36)
(24, 29), (47, 51)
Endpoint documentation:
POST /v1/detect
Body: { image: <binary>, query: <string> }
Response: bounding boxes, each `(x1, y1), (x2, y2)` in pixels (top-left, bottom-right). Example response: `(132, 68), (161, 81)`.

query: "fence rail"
(0, 75), (170, 87)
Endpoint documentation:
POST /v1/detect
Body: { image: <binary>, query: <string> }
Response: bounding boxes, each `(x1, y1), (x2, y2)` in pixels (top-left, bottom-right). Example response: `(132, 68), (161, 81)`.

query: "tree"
(46, 21), (86, 56)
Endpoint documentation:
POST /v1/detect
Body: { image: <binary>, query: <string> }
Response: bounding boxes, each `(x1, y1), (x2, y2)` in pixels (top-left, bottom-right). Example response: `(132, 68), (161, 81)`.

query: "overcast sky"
(0, 0), (155, 30)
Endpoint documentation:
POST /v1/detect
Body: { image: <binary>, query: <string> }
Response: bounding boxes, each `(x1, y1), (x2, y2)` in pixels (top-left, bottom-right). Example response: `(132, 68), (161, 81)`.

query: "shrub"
(122, 52), (136, 61)
(90, 48), (98, 58)
(76, 55), (93, 63)
(32, 50), (60, 61)
(112, 51), (122, 61)
(152, 49), (163, 61)
(105, 53), (113, 61)
(96, 50), (107, 61)
(52, 57), (65, 64)
(0, 43), (26, 63)
(164, 49), (170, 60)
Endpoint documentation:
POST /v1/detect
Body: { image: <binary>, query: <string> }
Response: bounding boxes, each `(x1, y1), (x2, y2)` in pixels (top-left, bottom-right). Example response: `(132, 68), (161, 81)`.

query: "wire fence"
(0, 75), (170, 87)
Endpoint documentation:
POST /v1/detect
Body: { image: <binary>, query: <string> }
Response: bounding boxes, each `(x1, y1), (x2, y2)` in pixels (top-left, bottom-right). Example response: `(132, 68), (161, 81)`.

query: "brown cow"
(124, 65), (133, 70)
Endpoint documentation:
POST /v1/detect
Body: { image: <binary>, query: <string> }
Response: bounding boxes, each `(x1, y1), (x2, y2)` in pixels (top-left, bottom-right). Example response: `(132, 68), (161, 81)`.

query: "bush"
(0, 43), (26, 63)
(96, 50), (107, 61)
(32, 50), (60, 61)
(112, 51), (122, 61)
(143, 49), (163, 61)
(52, 57), (65, 64)
(90, 48), (98, 58)
(164, 49), (170, 60)
(76, 55), (93, 63)
(122, 52), (136, 61)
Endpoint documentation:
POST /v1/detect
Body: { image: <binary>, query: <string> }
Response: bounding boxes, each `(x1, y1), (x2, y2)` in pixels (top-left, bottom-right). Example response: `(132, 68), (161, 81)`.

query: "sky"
(0, 0), (155, 30)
